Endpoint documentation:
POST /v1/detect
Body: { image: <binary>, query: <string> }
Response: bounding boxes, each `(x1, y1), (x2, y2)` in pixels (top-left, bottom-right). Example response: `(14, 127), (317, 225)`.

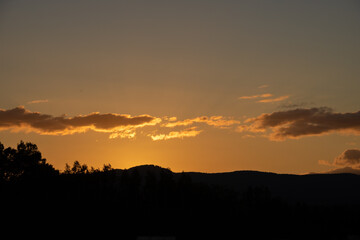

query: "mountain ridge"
(119, 164), (360, 205)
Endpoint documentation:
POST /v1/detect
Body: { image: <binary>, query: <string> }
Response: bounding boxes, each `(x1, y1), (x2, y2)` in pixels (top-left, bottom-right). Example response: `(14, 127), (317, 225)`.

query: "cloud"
(318, 159), (333, 166)
(279, 102), (314, 109)
(149, 127), (202, 141)
(334, 149), (360, 168)
(109, 129), (137, 139)
(27, 99), (49, 104)
(239, 107), (360, 140)
(238, 93), (273, 100)
(0, 107), (241, 141)
(258, 85), (269, 89)
(310, 166), (360, 175)
(257, 95), (289, 103)
(163, 116), (240, 128)
(322, 167), (360, 175)
(239, 93), (289, 103)
(0, 106), (161, 138)
(317, 149), (360, 175)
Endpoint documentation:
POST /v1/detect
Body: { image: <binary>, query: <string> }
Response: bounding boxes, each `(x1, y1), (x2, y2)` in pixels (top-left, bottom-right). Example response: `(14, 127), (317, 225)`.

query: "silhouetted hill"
(182, 170), (360, 205)
(117, 165), (360, 205)
(127, 164), (172, 177)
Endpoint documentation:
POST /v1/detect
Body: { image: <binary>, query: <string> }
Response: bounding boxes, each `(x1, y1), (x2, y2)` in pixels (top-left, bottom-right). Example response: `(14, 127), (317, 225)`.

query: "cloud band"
(239, 107), (360, 140)
(0, 106), (161, 137)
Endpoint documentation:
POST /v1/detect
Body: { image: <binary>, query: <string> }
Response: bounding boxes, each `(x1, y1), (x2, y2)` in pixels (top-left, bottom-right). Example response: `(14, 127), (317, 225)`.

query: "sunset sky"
(1, 0), (360, 174)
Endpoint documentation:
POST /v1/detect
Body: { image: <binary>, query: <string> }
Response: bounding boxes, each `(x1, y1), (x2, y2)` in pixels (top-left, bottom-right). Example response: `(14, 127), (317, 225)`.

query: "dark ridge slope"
(124, 165), (360, 205)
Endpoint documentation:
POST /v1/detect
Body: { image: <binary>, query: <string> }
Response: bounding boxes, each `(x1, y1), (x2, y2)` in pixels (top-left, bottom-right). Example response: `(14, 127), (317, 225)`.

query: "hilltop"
(122, 165), (360, 205)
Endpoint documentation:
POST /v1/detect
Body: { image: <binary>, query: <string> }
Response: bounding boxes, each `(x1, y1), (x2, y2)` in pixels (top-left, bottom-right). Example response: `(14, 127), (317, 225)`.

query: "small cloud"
(163, 116), (240, 128)
(204, 116), (240, 128)
(318, 159), (333, 166)
(316, 149), (360, 175)
(239, 93), (289, 104)
(149, 127), (202, 141)
(163, 116), (177, 121)
(27, 99), (49, 104)
(279, 102), (314, 109)
(334, 149), (360, 168)
(238, 93), (273, 100)
(257, 95), (289, 103)
(109, 129), (136, 139)
(258, 84), (269, 89)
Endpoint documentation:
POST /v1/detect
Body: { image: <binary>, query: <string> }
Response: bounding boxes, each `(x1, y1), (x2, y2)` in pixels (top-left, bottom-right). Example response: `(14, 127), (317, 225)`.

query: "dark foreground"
(1, 142), (360, 239)
(2, 165), (360, 239)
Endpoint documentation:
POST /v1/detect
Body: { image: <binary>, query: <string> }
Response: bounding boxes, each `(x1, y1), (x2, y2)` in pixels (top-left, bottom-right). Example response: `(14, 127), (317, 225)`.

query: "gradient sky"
(1, 0), (360, 173)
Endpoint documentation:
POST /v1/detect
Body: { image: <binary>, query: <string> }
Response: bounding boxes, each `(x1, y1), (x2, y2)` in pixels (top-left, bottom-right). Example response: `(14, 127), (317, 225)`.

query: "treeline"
(1, 141), (359, 239)
(0, 141), (113, 181)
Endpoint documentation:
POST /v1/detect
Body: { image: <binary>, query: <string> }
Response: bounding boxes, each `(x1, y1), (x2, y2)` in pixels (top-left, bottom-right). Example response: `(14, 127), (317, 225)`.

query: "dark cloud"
(0, 106), (160, 137)
(278, 102), (314, 109)
(317, 149), (360, 174)
(334, 149), (360, 168)
(240, 107), (360, 140)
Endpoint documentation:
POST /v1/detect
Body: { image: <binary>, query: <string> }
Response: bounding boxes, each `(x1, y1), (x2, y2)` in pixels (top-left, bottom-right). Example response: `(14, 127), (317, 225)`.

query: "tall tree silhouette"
(0, 141), (58, 181)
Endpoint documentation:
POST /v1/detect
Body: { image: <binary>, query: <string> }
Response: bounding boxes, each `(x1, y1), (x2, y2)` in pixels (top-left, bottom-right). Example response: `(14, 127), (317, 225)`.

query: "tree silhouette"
(102, 163), (112, 172)
(0, 141), (58, 181)
(63, 161), (112, 174)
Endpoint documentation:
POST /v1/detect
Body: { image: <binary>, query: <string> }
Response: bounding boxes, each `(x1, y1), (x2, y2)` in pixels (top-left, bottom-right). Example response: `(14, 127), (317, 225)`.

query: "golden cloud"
(27, 99), (49, 104)
(239, 93), (289, 103)
(257, 95), (289, 103)
(0, 106), (161, 138)
(238, 93), (273, 100)
(149, 127), (202, 141)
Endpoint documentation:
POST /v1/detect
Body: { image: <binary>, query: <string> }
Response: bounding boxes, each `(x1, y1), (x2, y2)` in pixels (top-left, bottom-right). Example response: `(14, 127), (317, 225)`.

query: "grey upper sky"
(1, 0), (360, 173)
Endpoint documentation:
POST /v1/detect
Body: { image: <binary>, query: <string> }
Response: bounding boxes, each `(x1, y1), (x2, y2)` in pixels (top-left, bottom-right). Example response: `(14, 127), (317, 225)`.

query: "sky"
(1, 0), (360, 174)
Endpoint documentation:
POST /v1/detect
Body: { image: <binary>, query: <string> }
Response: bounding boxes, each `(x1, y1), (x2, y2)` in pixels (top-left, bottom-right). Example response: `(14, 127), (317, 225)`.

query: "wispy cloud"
(239, 92), (289, 103)
(238, 107), (360, 141)
(27, 99), (49, 104)
(257, 95), (289, 103)
(258, 84), (269, 89)
(238, 93), (273, 100)
(278, 102), (313, 109)
(109, 129), (137, 139)
(149, 127), (202, 141)
(163, 116), (240, 128)
(0, 106), (161, 138)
